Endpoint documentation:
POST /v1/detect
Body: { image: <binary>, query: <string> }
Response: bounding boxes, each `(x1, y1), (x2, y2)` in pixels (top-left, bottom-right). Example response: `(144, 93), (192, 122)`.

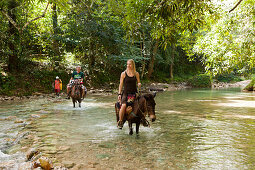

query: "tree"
(0, 0), (50, 71)
(192, 0), (255, 75)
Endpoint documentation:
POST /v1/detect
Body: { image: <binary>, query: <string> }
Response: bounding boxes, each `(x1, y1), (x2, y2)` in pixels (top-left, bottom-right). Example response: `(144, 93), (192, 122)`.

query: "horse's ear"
(153, 92), (156, 98)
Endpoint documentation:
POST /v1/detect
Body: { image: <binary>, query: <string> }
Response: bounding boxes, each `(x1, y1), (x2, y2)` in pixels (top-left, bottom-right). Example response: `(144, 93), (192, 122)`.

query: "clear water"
(1, 88), (255, 169)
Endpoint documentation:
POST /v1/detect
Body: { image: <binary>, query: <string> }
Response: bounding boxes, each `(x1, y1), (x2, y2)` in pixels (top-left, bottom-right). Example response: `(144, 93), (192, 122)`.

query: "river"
(0, 88), (255, 169)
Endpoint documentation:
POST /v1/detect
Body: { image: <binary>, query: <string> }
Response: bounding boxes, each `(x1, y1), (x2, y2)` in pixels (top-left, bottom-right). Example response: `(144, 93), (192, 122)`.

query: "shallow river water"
(1, 88), (255, 169)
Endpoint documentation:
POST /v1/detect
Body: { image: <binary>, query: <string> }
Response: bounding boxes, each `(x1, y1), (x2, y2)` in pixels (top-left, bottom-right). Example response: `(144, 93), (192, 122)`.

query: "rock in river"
(26, 148), (39, 161)
(39, 156), (53, 170)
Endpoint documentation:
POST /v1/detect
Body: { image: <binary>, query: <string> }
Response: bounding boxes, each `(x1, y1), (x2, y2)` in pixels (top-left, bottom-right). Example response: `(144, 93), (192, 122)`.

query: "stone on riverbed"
(14, 119), (24, 123)
(54, 165), (68, 170)
(5, 116), (17, 120)
(39, 156), (53, 170)
(26, 148), (39, 161)
(62, 160), (75, 169)
(31, 114), (41, 118)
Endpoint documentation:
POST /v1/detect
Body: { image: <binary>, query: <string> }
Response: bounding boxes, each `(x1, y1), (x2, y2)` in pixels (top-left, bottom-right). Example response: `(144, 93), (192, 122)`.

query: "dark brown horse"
(70, 80), (82, 108)
(115, 93), (156, 135)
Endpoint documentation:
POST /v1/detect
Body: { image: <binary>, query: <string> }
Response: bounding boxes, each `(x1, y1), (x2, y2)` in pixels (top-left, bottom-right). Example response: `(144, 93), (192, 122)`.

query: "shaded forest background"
(0, 0), (254, 96)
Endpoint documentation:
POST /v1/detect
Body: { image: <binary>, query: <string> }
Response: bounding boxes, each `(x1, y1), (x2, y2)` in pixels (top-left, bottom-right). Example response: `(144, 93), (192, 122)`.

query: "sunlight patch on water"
(52, 101), (113, 111)
(162, 110), (182, 114)
(224, 114), (255, 120)
(186, 99), (217, 102)
(215, 100), (255, 108)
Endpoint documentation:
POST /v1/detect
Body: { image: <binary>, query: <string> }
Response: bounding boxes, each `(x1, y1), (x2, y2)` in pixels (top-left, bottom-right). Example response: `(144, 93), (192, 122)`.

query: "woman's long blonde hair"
(126, 59), (136, 74)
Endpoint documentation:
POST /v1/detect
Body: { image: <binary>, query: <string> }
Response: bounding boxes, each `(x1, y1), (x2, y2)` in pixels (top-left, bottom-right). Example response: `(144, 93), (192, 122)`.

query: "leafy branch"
(0, 2), (50, 34)
(229, 0), (243, 13)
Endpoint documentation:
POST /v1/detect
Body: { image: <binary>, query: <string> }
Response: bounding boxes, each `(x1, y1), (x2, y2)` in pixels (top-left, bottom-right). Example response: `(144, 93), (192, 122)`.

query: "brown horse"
(115, 93), (156, 135)
(70, 81), (82, 108)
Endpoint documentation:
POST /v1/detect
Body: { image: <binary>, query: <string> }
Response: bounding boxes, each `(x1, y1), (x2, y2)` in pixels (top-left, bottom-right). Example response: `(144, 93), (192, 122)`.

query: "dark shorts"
(121, 93), (136, 106)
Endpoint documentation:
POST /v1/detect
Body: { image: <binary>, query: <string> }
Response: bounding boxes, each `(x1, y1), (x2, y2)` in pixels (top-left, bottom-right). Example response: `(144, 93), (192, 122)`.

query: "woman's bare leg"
(118, 104), (126, 128)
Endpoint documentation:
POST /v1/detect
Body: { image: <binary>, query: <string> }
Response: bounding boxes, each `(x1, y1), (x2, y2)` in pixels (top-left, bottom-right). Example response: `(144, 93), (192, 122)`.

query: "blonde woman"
(117, 59), (141, 129)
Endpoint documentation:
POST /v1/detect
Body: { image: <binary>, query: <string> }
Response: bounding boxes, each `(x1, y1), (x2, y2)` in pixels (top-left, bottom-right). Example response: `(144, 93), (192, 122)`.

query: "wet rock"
(72, 163), (86, 170)
(26, 148), (39, 161)
(90, 90), (96, 93)
(31, 114), (41, 118)
(5, 116), (17, 120)
(87, 162), (99, 168)
(149, 88), (164, 92)
(62, 161), (75, 169)
(33, 92), (43, 96)
(33, 159), (41, 169)
(58, 146), (70, 152)
(39, 156), (53, 170)
(54, 165), (68, 170)
(14, 119), (24, 123)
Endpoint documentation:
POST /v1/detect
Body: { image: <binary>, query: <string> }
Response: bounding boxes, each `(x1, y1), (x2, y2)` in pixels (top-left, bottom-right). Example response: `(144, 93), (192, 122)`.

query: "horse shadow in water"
(115, 93), (156, 135)
(70, 82), (83, 108)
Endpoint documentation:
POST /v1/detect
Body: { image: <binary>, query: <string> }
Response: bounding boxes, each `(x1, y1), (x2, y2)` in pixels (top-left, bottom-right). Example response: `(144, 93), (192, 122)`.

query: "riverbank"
(0, 80), (252, 102)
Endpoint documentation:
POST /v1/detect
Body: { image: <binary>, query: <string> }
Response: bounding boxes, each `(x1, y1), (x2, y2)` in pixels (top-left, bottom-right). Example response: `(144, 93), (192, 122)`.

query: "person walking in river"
(53, 76), (62, 97)
(117, 59), (148, 129)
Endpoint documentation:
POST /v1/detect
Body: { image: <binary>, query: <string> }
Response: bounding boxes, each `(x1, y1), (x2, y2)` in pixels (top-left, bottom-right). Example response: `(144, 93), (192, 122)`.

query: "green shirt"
(72, 71), (84, 80)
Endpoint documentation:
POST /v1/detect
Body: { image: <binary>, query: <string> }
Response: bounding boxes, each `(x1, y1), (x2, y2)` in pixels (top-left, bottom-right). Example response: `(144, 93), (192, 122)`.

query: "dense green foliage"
(244, 75), (255, 91)
(0, 0), (254, 95)
(192, 0), (255, 76)
(188, 74), (212, 88)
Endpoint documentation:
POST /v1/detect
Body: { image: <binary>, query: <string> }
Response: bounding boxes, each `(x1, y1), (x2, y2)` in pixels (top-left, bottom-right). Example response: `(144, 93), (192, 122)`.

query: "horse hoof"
(129, 131), (133, 135)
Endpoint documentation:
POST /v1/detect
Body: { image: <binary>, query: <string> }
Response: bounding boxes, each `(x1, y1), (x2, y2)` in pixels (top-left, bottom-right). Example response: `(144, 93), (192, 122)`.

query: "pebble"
(62, 161), (75, 169)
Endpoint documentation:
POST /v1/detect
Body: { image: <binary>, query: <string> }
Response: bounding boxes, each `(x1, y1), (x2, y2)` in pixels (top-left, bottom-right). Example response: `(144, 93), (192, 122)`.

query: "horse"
(70, 80), (83, 108)
(115, 93), (156, 135)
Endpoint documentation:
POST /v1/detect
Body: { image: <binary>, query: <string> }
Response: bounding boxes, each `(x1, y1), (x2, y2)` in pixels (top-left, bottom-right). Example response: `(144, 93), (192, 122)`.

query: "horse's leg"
(136, 122), (140, 135)
(72, 99), (75, 108)
(79, 99), (81, 107)
(128, 121), (133, 135)
(115, 103), (120, 122)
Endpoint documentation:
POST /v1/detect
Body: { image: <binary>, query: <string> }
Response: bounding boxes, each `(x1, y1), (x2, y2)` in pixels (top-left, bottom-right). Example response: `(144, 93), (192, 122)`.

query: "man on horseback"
(117, 59), (149, 129)
(66, 66), (86, 99)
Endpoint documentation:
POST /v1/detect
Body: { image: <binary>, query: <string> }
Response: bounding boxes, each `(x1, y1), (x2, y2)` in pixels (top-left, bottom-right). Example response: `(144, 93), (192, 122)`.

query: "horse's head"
(72, 85), (81, 97)
(142, 93), (156, 122)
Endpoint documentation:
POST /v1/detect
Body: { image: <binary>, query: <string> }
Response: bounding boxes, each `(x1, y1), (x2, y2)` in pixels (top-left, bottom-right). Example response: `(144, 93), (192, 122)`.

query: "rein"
(136, 96), (151, 126)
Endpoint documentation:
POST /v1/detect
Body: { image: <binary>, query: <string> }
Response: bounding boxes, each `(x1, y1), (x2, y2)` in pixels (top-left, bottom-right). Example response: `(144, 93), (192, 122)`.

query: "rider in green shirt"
(66, 66), (86, 99)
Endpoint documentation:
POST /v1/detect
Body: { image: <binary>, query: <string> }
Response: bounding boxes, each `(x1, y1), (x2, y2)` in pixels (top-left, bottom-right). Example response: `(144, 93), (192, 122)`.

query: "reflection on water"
(0, 89), (255, 169)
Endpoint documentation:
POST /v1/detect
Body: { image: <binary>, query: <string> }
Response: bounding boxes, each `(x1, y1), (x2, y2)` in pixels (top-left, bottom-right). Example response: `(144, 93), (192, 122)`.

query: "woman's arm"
(136, 72), (141, 88)
(118, 72), (125, 101)
(118, 72), (125, 94)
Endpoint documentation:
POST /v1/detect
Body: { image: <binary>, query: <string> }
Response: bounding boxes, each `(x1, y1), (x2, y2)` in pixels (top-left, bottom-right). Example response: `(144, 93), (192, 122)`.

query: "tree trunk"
(170, 45), (175, 79)
(88, 38), (95, 75)
(141, 32), (145, 78)
(7, 0), (19, 72)
(147, 39), (159, 78)
(52, 3), (60, 67)
(170, 63), (173, 79)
